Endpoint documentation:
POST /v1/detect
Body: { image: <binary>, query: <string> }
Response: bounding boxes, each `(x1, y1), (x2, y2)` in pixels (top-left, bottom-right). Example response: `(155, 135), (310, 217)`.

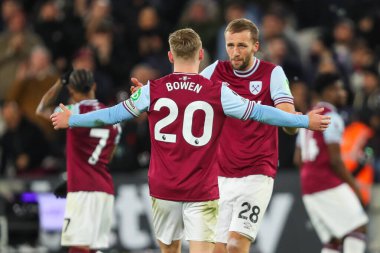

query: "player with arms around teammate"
(198, 18), (300, 253)
(51, 29), (329, 253)
(36, 69), (121, 253)
(294, 73), (368, 253)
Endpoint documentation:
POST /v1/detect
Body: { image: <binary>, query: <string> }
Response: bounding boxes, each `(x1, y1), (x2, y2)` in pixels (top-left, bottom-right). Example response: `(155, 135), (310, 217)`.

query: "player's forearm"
(250, 103), (309, 128)
(36, 79), (63, 118)
(69, 102), (134, 127)
(275, 103), (299, 135)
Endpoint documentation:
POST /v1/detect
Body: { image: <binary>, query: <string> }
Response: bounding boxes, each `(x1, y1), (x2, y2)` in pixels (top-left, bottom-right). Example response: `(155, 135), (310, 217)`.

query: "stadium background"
(0, 0), (379, 252)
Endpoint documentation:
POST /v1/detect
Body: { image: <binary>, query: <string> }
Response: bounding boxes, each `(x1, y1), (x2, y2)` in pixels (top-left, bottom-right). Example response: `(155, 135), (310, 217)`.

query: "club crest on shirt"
(249, 81), (262, 95)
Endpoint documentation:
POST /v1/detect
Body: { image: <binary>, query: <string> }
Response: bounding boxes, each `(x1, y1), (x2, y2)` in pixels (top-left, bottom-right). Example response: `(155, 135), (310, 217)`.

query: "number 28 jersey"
(66, 100), (121, 194)
(123, 73), (255, 201)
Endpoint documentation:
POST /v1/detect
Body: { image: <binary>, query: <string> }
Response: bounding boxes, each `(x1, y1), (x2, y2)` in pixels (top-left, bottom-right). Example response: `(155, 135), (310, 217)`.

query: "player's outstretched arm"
(221, 85), (330, 130)
(50, 102), (134, 130)
(250, 105), (330, 131)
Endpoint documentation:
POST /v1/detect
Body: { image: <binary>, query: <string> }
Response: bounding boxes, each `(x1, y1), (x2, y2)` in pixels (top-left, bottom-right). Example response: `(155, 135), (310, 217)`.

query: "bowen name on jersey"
(166, 80), (203, 94)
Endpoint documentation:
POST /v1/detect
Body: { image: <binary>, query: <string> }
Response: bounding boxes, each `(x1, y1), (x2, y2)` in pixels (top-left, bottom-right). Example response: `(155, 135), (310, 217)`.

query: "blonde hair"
(225, 18), (259, 42)
(168, 28), (202, 60)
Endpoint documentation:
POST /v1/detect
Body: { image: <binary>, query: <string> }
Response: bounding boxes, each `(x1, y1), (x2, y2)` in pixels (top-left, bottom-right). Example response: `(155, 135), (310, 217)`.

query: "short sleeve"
(221, 84), (254, 120)
(270, 66), (294, 106)
(323, 112), (344, 144)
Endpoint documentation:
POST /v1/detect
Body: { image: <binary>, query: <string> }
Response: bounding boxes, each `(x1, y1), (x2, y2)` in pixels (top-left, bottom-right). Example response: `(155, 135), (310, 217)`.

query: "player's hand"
(130, 77), (143, 94)
(307, 108), (331, 131)
(53, 181), (67, 198)
(50, 103), (72, 130)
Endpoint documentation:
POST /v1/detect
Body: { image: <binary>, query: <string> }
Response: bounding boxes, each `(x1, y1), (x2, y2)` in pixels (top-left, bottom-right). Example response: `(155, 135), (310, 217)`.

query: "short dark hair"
(314, 73), (341, 94)
(69, 69), (94, 94)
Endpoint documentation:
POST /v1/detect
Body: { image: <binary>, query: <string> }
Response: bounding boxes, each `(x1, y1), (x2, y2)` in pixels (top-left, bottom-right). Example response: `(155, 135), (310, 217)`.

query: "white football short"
(216, 175), (274, 243)
(151, 197), (218, 245)
(61, 191), (114, 249)
(302, 183), (368, 243)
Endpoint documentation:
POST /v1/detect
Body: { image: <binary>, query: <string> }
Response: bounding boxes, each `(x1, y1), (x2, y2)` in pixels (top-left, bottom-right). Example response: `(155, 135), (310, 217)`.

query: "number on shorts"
(238, 202), (261, 223)
(63, 218), (71, 232)
(153, 98), (214, 146)
(88, 128), (110, 165)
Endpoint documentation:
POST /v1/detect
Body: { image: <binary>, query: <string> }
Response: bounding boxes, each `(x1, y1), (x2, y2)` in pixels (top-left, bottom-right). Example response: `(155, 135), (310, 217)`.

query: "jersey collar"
(233, 57), (260, 78)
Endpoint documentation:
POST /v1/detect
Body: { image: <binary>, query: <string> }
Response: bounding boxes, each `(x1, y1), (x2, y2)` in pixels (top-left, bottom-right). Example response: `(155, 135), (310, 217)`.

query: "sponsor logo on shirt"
(250, 81), (262, 95)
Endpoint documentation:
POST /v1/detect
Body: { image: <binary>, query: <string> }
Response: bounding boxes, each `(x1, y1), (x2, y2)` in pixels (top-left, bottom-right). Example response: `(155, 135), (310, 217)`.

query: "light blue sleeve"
(200, 60), (219, 80)
(323, 112), (344, 143)
(69, 84), (151, 127)
(221, 85), (254, 119)
(249, 104), (309, 128)
(270, 66), (294, 106)
(221, 85), (309, 128)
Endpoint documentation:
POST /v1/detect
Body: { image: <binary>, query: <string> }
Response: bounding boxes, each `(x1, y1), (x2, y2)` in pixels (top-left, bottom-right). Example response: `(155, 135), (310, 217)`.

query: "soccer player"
(36, 69), (121, 253)
(199, 18), (301, 253)
(51, 29), (330, 253)
(294, 73), (368, 253)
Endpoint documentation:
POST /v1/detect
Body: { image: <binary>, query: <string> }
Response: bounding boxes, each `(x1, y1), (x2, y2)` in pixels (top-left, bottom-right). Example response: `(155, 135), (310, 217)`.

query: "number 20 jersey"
(66, 100), (121, 194)
(124, 73), (255, 202)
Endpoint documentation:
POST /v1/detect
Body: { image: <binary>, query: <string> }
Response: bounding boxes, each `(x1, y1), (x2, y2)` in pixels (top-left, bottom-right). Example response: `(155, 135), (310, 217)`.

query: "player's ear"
(199, 48), (204, 61)
(168, 51), (174, 63)
(253, 41), (259, 53)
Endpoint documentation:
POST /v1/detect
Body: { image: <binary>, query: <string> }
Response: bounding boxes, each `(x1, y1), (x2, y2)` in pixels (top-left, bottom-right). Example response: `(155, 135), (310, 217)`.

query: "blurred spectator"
(34, 0), (69, 72)
(111, 64), (159, 172)
(72, 47), (114, 104)
(330, 18), (355, 76)
(88, 21), (130, 87)
(84, 0), (113, 40)
(264, 35), (305, 81)
(260, 6), (301, 63)
(0, 8), (42, 101)
(134, 5), (171, 75)
(356, 12), (380, 53)
(353, 66), (380, 123)
(350, 40), (377, 94)
(0, 101), (49, 177)
(0, 0), (22, 31)
(5, 46), (58, 139)
(179, 0), (221, 57)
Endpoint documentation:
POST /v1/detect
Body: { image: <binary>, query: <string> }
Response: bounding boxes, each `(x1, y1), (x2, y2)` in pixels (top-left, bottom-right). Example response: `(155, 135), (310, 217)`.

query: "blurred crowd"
(0, 0), (379, 184)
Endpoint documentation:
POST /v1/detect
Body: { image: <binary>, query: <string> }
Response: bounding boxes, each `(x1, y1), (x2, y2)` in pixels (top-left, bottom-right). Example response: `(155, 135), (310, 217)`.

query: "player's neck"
(173, 61), (199, 74)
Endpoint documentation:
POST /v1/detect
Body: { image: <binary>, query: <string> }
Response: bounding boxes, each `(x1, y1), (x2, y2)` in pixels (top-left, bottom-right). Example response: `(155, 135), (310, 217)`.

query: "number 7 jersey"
(66, 100), (121, 194)
(124, 73), (255, 201)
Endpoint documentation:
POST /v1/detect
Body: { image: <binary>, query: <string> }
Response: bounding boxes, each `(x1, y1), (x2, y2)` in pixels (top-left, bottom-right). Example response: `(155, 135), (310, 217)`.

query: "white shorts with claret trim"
(151, 197), (218, 245)
(216, 175), (274, 243)
(303, 183), (368, 243)
(61, 191), (114, 249)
